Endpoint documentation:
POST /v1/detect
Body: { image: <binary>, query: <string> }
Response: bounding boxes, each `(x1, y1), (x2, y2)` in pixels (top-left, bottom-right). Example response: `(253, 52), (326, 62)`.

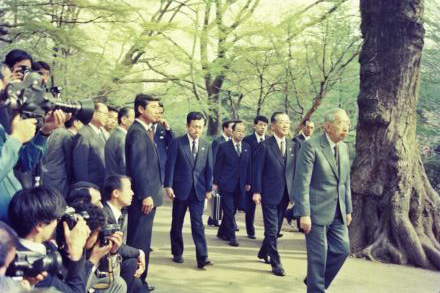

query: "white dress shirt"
(273, 133), (286, 154)
(255, 133), (265, 142)
(187, 134), (199, 153)
(135, 118), (152, 133)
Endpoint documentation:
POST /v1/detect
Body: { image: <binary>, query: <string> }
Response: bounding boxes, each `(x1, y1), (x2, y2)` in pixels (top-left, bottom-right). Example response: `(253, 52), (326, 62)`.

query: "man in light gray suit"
(72, 102), (108, 188)
(41, 118), (83, 195)
(105, 107), (135, 177)
(292, 108), (352, 293)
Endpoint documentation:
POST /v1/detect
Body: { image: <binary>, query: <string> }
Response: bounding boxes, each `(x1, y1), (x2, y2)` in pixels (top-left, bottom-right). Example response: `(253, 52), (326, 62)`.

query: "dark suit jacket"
(102, 202), (140, 258)
(292, 133), (352, 225)
(164, 135), (213, 201)
(15, 241), (87, 293)
(72, 125), (106, 187)
(253, 136), (296, 206)
(211, 135), (227, 160)
(213, 140), (251, 197)
(105, 127), (127, 177)
(41, 127), (75, 195)
(125, 120), (163, 206)
(243, 133), (265, 191)
(154, 123), (175, 181)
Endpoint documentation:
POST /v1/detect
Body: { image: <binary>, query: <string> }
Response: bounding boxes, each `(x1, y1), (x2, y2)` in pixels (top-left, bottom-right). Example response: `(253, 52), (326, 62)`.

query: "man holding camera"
(8, 186), (90, 292)
(102, 175), (148, 292)
(0, 60), (67, 222)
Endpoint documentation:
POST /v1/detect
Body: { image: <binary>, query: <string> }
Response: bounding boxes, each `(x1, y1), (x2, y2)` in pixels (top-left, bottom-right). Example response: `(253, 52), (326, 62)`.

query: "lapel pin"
(202, 147), (205, 151)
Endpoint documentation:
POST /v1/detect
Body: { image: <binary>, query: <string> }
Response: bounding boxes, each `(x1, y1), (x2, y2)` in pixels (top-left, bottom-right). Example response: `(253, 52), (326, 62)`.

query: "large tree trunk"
(350, 0), (440, 270)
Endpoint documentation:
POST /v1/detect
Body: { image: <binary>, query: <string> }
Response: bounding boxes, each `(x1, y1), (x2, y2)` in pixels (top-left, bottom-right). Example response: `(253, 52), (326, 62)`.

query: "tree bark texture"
(351, 0), (440, 270)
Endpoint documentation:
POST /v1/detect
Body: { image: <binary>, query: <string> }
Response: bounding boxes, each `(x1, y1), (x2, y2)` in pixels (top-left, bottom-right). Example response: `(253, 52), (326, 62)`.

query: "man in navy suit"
(164, 112), (214, 270)
(242, 115), (268, 239)
(253, 112), (296, 277)
(214, 121), (251, 247)
(153, 102), (175, 182)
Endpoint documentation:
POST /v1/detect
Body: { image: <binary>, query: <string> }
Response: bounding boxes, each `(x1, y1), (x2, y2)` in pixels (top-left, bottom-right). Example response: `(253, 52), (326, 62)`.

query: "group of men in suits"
(38, 92), (352, 292)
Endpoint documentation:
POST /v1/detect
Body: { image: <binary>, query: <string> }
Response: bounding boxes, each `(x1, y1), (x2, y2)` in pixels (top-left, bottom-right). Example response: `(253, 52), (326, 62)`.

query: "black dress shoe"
(272, 266), (285, 277)
(217, 234), (229, 241)
(148, 286), (155, 292)
(277, 233), (283, 238)
(247, 234), (256, 239)
(197, 259), (213, 269)
(235, 227), (240, 231)
(258, 255), (271, 264)
(229, 239), (239, 246)
(172, 256), (184, 263)
(303, 277), (307, 285)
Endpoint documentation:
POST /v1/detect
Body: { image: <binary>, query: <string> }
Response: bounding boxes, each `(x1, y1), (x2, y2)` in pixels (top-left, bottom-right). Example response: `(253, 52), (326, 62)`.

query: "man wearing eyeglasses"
(72, 102), (109, 189)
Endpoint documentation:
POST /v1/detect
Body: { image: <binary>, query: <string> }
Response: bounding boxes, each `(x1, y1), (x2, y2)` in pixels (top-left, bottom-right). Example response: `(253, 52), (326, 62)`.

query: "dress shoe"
(172, 256), (184, 263)
(235, 227), (240, 231)
(148, 286), (155, 292)
(272, 266), (285, 277)
(277, 233), (283, 238)
(217, 234), (229, 241)
(303, 277), (307, 286)
(247, 234), (256, 239)
(258, 255), (271, 264)
(229, 239), (239, 247)
(197, 258), (213, 269)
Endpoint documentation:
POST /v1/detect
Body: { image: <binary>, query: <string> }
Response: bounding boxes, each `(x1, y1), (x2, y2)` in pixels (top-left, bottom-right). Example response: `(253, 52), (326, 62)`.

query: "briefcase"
(210, 190), (222, 221)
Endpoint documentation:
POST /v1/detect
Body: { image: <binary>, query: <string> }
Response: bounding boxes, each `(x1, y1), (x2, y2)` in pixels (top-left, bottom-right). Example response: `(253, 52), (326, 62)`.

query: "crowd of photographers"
(0, 49), (149, 292)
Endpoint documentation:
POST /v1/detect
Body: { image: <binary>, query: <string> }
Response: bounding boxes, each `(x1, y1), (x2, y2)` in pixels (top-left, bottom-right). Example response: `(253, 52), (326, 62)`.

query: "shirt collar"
(222, 134), (230, 141)
(187, 133), (198, 145)
(89, 123), (102, 135)
(135, 118), (152, 133)
(107, 201), (122, 222)
(117, 126), (127, 135)
(325, 133), (337, 150)
(273, 133), (285, 145)
(299, 131), (311, 141)
(19, 238), (47, 255)
(255, 132), (265, 141)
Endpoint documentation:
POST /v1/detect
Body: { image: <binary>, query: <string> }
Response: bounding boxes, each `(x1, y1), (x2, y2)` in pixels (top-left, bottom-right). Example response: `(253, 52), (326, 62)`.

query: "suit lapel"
(182, 135), (195, 167)
(195, 140), (207, 170)
(320, 134), (339, 179)
(104, 202), (117, 224)
(285, 140), (294, 166)
(228, 140), (239, 159)
(269, 136), (285, 167)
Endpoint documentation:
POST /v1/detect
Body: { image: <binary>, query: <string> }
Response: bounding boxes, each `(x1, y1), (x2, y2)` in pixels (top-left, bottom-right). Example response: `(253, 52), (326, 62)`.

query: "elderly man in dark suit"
(105, 107), (135, 177)
(242, 115), (268, 239)
(41, 117), (83, 196)
(125, 94), (163, 291)
(214, 120), (251, 247)
(153, 102), (175, 182)
(102, 175), (150, 293)
(253, 112), (296, 277)
(293, 108), (352, 293)
(165, 112), (213, 269)
(72, 102), (108, 188)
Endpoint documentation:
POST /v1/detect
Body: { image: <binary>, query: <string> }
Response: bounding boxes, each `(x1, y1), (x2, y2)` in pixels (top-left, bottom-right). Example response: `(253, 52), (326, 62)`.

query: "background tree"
(350, 0), (440, 269)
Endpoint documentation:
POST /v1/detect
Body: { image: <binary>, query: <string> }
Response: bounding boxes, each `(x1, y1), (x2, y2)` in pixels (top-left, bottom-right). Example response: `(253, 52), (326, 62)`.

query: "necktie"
(260, 137), (263, 143)
(235, 143), (241, 156)
(280, 140), (286, 158)
(192, 140), (198, 158)
(147, 126), (154, 142)
(334, 144), (340, 175)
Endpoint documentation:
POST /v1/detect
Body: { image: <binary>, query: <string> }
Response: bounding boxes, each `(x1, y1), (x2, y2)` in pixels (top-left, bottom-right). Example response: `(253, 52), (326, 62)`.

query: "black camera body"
(99, 224), (121, 247)
(56, 206), (90, 248)
(7, 250), (63, 278)
(0, 70), (94, 133)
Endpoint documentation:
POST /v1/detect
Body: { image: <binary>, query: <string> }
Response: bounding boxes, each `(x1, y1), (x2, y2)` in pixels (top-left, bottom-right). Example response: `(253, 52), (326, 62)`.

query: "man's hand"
(253, 193), (261, 205)
(109, 231), (124, 254)
(205, 191), (212, 200)
(134, 250), (146, 277)
(346, 213), (352, 226)
(10, 115), (37, 143)
(141, 197), (154, 214)
(212, 184), (218, 191)
(22, 272), (48, 288)
(40, 110), (70, 135)
(158, 118), (171, 130)
(63, 216), (91, 261)
(165, 187), (175, 200)
(245, 185), (251, 192)
(88, 241), (113, 265)
(300, 216), (312, 234)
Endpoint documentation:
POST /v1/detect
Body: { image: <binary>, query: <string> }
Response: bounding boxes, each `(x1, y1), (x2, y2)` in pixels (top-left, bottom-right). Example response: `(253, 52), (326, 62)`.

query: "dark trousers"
(170, 190), (208, 261)
(120, 257), (146, 293)
(305, 211), (350, 293)
(258, 192), (289, 268)
(245, 190), (256, 236)
(127, 204), (156, 281)
(217, 188), (240, 241)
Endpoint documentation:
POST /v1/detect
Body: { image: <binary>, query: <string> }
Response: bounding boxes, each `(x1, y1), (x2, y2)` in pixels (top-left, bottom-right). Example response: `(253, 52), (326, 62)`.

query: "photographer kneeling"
(7, 186), (90, 292)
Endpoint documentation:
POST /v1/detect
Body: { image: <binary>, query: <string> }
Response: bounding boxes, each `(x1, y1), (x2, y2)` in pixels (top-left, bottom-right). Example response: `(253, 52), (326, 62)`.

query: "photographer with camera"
(102, 175), (148, 292)
(69, 202), (127, 293)
(7, 186), (90, 292)
(0, 59), (67, 222)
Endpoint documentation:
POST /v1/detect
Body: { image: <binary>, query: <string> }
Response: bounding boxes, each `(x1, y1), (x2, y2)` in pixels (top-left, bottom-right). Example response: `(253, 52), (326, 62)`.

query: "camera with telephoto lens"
(99, 224), (121, 247)
(55, 206), (90, 248)
(0, 68), (94, 134)
(6, 250), (63, 279)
